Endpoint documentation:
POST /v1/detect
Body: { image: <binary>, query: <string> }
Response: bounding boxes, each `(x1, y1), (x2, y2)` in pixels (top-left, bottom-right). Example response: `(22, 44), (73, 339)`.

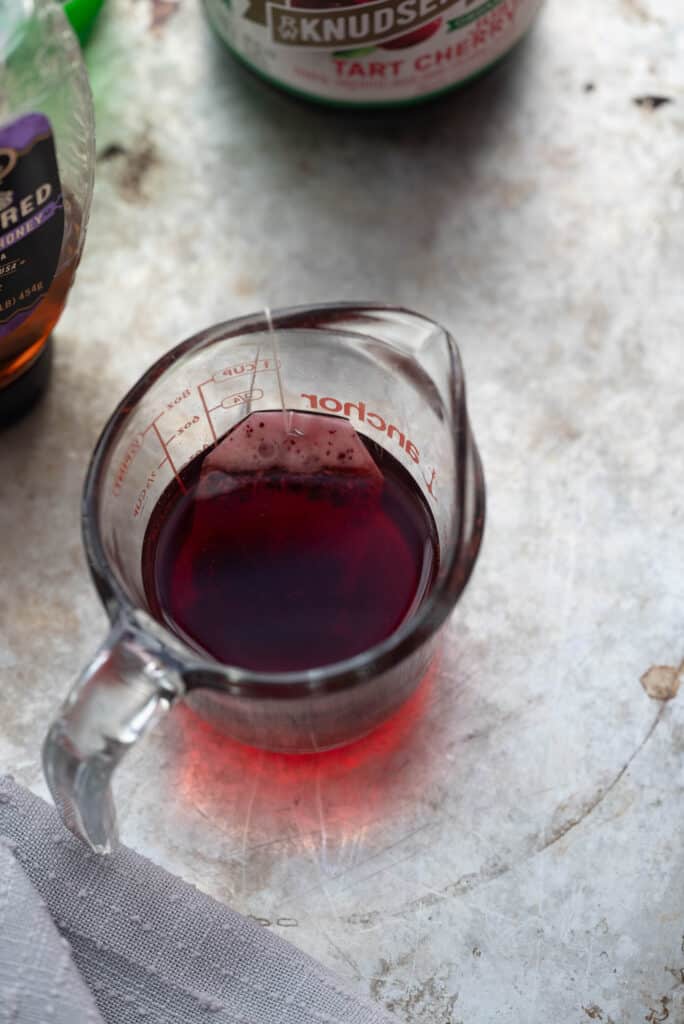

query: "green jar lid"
(64, 0), (105, 45)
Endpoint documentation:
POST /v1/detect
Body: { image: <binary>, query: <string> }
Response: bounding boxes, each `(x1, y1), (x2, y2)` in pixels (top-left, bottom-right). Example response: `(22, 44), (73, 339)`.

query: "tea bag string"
(264, 306), (302, 437)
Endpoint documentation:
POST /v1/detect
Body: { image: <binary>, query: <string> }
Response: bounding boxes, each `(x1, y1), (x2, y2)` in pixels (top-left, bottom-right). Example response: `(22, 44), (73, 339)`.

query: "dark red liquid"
(142, 412), (439, 672)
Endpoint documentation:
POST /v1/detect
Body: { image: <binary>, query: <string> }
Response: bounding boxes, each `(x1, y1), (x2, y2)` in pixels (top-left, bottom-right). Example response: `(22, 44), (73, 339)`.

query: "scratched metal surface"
(1, 1), (684, 1020)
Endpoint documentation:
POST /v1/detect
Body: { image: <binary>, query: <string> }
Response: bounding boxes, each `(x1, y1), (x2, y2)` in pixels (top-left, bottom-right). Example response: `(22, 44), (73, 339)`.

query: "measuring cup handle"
(41, 617), (184, 854)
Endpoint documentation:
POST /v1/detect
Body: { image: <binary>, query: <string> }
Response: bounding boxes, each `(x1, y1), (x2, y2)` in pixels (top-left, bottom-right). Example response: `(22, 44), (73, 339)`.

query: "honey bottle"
(0, 0), (94, 424)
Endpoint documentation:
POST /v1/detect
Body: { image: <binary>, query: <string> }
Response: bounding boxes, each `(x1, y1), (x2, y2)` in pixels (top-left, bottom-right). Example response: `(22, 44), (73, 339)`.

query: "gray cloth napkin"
(0, 841), (103, 1024)
(0, 776), (393, 1024)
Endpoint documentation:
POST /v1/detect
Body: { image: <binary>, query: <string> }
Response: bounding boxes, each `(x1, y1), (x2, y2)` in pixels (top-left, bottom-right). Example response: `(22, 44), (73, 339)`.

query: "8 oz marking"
(167, 389), (192, 410)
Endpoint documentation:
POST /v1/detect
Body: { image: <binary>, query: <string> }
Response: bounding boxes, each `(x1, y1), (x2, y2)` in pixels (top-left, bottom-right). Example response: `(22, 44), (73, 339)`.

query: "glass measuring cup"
(42, 303), (486, 852)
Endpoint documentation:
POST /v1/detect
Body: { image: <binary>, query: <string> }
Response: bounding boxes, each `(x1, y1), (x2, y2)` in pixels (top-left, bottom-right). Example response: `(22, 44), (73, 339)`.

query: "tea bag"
(197, 410), (383, 503)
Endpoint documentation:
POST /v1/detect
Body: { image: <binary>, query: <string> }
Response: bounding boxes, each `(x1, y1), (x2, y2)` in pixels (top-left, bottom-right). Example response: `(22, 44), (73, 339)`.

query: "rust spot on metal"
(634, 96), (674, 111)
(150, 0), (181, 31)
(645, 996), (670, 1023)
(640, 664), (682, 702)
(118, 139), (160, 203)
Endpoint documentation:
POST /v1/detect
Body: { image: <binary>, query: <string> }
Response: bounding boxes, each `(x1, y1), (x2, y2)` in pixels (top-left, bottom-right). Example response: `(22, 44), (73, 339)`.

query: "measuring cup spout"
(42, 617), (184, 853)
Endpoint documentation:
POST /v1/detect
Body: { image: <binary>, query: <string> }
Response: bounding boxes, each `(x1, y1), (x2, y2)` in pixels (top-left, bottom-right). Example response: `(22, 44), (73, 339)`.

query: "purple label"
(0, 112), (51, 153)
(0, 113), (65, 341)
(0, 199), (61, 252)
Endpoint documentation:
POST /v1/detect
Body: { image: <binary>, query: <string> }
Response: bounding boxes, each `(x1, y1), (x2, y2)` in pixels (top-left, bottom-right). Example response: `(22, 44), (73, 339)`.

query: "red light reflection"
(167, 660), (440, 848)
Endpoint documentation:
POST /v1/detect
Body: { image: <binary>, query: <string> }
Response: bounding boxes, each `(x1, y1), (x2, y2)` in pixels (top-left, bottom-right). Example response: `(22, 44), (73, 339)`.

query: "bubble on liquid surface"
(197, 411), (382, 501)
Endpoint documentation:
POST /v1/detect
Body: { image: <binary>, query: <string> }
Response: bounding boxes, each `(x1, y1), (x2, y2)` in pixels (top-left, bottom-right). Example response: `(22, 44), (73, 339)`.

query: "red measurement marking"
(166, 388), (192, 411)
(132, 468), (158, 518)
(151, 417), (187, 495)
(176, 415), (201, 435)
(197, 379), (265, 442)
(221, 388), (262, 410)
(196, 356), (278, 441)
(111, 433), (144, 497)
(114, 414), (181, 500)
(198, 382), (217, 444)
(209, 357), (277, 385)
(423, 467), (437, 501)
